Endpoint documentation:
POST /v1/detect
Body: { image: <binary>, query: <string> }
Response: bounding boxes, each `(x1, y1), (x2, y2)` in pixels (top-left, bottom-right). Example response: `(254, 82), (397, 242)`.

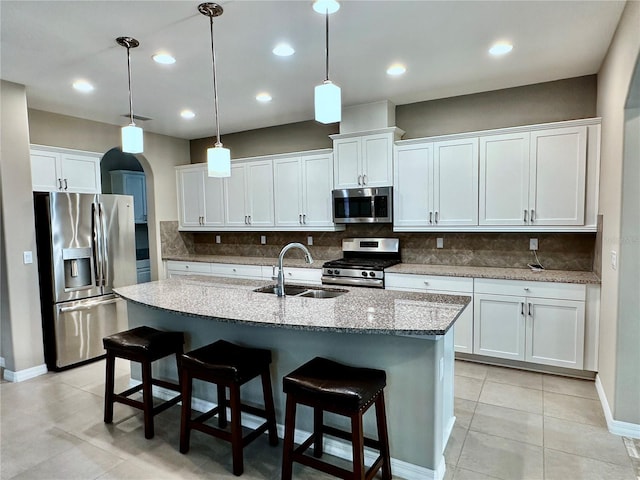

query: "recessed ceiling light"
(180, 110), (195, 119)
(256, 92), (272, 103)
(489, 42), (513, 56)
(72, 80), (94, 93)
(386, 64), (406, 76)
(272, 43), (295, 57)
(153, 53), (176, 65)
(313, 0), (340, 14)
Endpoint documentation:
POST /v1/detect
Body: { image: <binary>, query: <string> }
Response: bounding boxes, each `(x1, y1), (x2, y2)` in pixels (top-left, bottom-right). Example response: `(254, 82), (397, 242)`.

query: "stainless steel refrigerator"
(34, 192), (136, 369)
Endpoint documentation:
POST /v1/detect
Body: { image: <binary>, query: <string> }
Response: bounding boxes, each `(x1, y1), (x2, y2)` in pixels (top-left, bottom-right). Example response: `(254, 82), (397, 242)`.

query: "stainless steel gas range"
(321, 238), (400, 288)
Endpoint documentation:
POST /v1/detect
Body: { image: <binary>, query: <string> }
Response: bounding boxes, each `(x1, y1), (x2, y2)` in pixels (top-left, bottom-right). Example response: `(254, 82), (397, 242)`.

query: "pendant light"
(199, 2), (231, 178)
(116, 37), (143, 154)
(313, 0), (341, 124)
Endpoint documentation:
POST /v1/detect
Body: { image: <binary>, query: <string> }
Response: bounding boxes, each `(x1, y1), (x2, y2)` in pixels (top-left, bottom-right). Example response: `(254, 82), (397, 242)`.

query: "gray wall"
(596, 0), (640, 426)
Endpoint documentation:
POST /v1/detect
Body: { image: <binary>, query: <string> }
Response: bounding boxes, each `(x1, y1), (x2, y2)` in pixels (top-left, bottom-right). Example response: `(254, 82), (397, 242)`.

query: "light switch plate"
(611, 250), (617, 270)
(260, 235), (267, 245)
(215, 235), (221, 244)
(436, 238), (444, 249)
(529, 238), (538, 250)
(23, 251), (33, 264)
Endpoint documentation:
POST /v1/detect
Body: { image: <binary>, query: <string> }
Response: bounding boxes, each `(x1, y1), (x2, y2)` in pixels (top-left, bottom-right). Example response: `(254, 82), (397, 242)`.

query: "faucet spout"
(275, 242), (313, 297)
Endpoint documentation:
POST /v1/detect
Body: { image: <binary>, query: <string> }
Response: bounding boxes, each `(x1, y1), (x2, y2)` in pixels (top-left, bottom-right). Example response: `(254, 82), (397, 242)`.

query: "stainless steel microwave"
(332, 187), (393, 224)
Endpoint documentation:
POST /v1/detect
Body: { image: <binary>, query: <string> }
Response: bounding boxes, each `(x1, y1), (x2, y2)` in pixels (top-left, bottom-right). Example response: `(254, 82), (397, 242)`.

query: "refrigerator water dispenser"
(63, 248), (92, 289)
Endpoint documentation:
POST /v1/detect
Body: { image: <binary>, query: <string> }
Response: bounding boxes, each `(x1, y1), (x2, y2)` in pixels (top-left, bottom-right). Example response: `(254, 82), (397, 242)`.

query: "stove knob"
(334, 270), (340, 275)
(327, 269), (333, 275)
(369, 271), (376, 277)
(361, 271), (368, 277)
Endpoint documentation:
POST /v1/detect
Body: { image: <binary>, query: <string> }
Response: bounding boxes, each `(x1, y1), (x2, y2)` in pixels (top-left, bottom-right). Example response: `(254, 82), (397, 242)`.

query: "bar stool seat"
(179, 340), (278, 476)
(281, 357), (392, 480)
(103, 326), (184, 439)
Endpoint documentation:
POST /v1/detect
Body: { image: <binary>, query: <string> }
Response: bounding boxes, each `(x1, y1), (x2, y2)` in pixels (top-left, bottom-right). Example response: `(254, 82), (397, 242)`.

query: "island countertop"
(114, 275), (470, 336)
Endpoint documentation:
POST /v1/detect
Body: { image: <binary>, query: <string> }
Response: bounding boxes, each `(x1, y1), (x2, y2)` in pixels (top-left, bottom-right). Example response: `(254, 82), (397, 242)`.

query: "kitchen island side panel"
(127, 300), (448, 474)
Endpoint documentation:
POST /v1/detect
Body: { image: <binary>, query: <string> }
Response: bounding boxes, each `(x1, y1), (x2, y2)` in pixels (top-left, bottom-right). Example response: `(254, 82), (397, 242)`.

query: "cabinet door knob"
(424, 281), (429, 286)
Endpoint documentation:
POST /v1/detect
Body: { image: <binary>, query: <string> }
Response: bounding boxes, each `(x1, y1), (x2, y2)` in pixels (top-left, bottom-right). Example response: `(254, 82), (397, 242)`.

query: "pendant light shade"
(313, 0), (341, 124)
(117, 37), (143, 154)
(199, 2), (231, 178)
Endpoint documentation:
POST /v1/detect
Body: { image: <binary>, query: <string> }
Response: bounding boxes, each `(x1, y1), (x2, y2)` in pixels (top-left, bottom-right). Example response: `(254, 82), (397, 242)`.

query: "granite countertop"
(163, 254), (600, 284)
(114, 275), (471, 336)
(385, 264), (600, 284)
(163, 255), (327, 269)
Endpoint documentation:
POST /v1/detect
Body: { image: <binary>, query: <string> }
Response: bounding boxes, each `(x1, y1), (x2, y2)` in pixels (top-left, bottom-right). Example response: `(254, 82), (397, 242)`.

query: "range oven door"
(332, 187), (392, 224)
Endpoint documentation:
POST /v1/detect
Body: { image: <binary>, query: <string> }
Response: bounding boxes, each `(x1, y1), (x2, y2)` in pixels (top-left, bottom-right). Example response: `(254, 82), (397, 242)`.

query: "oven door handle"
(321, 276), (384, 288)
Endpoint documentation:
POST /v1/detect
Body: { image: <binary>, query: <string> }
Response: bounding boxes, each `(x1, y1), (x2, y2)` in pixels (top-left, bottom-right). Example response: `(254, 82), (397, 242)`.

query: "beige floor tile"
(485, 365), (543, 390)
(478, 381), (543, 414)
(457, 430), (543, 480)
(455, 375), (484, 402)
(8, 438), (125, 480)
(453, 466), (502, 480)
(544, 416), (632, 466)
(470, 403), (543, 446)
(543, 391), (606, 427)
(454, 361), (488, 380)
(542, 374), (598, 399)
(444, 424), (468, 466)
(544, 448), (636, 480)
(96, 456), (189, 479)
(454, 397), (476, 429)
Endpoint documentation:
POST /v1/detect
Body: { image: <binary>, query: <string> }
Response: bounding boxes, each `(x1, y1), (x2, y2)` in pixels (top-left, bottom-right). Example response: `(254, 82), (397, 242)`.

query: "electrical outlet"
(611, 250), (617, 270)
(529, 238), (538, 251)
(436, 238), (444, 249)
(307, 236), (313, 246)
(215, 235), (221, 244)
(260, 235), (267, 245)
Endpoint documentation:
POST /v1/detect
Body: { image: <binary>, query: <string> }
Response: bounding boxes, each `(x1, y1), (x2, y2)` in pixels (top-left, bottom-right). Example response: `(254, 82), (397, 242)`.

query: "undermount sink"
(253, 284), (347, 299)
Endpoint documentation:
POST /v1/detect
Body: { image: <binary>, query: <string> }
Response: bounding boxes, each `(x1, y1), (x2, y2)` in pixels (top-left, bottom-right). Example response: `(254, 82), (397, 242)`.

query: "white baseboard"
(595, 374), (640, 439)
(3, 363), (48, 383)
(141, 382), (441, 480)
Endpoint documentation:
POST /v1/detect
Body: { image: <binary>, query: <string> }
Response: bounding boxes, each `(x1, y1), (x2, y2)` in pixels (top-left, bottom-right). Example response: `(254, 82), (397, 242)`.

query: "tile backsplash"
(160, 221), (596, 271)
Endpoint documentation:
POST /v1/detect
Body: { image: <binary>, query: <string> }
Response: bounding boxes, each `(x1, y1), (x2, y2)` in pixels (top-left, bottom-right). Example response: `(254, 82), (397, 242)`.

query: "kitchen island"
(114, 275), (471, 480)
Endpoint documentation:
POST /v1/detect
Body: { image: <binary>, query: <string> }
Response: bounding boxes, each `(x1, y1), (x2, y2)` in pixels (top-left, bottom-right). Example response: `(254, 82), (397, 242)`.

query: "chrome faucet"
(274, 243), (313, 297)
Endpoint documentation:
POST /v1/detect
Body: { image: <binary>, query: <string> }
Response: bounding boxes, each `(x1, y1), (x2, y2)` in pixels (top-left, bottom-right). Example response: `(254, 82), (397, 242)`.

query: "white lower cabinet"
(473, 279), (585, 369)
(385, 273), (474, 353)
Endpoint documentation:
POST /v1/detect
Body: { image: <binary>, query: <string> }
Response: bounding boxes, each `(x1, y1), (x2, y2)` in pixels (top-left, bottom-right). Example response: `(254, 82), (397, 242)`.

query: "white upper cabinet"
(30, 146), (101, 194)
(176, 164), (224, 229)
(224, 159), (274, 228)
(110, 170), (147, 223)
(274, 151), (335, 229)
(332, 128), (403, 189)
(479, 126), (587, 227)
(394, 138), (478, 229)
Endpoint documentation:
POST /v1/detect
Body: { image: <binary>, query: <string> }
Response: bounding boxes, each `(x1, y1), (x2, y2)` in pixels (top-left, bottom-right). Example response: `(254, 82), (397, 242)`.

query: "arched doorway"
(101, 148), (151, 283)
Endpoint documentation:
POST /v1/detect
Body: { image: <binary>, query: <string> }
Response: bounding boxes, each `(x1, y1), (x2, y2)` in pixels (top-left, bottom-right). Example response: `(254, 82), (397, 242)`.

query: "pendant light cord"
(208, 15), (222, 147)
(325, 11), (330, 82)
(126, 45), (135, 126)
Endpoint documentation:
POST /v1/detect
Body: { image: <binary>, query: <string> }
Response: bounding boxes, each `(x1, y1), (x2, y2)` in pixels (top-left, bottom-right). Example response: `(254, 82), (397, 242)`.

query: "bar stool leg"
(230, 383), (244, 476)
(260, 368), (279, 446)
(179, 368), (193, 454)
(313, 407), (323, 458)
(141, 360), (155, 439)
(217, 384), (228, 428)
(375, 394), (392, 480)
(281, 395), (297, 480)
(351, 412), (365, 480)
(103, 351), (115, 424)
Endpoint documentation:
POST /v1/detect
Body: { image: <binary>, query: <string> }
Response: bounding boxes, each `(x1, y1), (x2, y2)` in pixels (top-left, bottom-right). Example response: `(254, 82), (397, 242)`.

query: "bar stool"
(103, 326), (184, 439)
(179, 340), (278, 476)
(281, 357), (392, 480)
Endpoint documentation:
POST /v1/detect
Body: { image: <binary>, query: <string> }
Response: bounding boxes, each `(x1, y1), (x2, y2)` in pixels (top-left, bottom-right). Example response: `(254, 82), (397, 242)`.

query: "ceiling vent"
(121, 114), (152, 122)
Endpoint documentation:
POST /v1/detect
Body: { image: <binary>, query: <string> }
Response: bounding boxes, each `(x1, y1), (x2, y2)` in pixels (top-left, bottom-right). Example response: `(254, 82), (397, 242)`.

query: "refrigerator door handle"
(98, 202), (109, 288)
(59, 297), (119, 313)
(92, 202), (103, 287)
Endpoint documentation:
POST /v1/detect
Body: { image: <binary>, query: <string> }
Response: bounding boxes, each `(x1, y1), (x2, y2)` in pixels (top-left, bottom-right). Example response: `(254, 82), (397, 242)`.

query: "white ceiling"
(0, 1), (626, 140)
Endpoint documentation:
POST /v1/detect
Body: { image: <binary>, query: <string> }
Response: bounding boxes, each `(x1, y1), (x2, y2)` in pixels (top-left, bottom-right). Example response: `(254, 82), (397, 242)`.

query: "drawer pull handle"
(424, 281), (429, 286)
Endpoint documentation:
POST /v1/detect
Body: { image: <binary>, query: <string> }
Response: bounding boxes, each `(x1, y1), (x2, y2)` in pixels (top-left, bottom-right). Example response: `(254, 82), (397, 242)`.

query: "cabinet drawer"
(210, 263), (263, 279)
(385, 273), (473, 293)
(282, 267), (322, 285)
(474, 278), (585, 301)
(166, 261), (212, 275)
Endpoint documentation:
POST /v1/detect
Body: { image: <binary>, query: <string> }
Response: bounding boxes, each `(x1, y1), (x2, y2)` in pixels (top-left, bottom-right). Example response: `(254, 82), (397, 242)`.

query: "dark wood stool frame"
(281, 385), (392, 480)
(179, 358), (278, 476)
(103, 341), (183, 440)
